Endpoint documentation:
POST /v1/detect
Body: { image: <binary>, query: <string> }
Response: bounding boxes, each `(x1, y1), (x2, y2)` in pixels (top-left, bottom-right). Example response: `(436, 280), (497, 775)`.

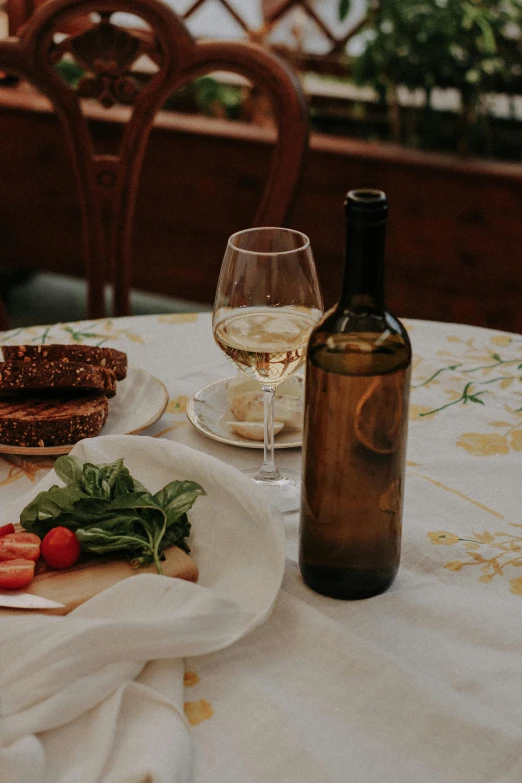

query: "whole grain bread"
(0, 394), (109, 446)
(0, 360), (117, 397)
(2, 344), (127, 380)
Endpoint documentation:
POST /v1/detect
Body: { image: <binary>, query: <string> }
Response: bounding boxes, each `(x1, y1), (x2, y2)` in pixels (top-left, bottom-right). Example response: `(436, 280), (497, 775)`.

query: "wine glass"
(213, 227), (323, 513)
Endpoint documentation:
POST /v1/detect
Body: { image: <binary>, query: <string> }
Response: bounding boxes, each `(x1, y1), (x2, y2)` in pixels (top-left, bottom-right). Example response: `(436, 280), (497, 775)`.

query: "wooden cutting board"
(0, 546), (198, 616)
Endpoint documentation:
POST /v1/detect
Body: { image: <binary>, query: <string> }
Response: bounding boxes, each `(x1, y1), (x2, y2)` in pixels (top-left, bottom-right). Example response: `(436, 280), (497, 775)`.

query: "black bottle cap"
(345, 189), (388, 224)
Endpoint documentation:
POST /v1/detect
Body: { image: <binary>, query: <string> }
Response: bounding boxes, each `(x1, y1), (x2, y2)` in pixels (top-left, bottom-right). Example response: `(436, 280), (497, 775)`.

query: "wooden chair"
(0, 0), (309, 323)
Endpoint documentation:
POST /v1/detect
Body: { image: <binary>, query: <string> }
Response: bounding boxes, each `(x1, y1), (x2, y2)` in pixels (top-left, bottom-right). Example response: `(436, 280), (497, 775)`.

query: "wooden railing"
(6, 0), (366, 74)
(1, 83), (522, 333)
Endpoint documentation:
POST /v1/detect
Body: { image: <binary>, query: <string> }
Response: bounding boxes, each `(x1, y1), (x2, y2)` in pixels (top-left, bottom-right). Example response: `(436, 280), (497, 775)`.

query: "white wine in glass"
(213, 227), (323, 513)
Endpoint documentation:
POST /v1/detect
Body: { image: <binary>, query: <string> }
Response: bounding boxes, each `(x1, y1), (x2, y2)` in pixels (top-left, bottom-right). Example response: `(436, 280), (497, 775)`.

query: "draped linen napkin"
(0, 436), (285, 783)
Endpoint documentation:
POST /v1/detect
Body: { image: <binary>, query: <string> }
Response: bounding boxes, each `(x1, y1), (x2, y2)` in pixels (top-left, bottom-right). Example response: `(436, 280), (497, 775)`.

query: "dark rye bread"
(2, 344), (127, 380)
(0, 394), (109, 446)
(0, 360), (117, 397)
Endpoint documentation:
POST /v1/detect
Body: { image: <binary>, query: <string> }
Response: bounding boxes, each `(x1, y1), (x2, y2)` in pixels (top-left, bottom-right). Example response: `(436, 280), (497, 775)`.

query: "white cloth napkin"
(0, 436), (285, 783)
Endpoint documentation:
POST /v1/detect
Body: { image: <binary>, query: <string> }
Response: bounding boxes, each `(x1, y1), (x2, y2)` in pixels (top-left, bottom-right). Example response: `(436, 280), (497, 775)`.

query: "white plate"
(2, 435), (286, 624)
(187, 376), (303, 449)
(0, 366), (169, 456)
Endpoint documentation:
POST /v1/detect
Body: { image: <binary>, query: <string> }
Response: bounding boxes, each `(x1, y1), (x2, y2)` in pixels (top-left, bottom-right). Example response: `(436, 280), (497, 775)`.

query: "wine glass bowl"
(213, 227), (323, 512)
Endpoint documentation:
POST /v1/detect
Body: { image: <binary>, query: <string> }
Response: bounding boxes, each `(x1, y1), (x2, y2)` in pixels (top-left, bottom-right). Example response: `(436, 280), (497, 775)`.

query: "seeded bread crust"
(0, 394), (109, 446)
(0, 361), (117, 397)
(2, 345), (127, 380)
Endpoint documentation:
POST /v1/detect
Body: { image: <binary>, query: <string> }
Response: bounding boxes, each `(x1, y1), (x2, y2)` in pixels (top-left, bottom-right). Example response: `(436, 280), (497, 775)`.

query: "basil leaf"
(76, 458), (133, 499)
(76, 526), (149, 553)
(71, 491), (154, 519)
(75, 527), (156, 568)
(99, 459), (136, 497)
(163, 512), (192, 553)
(20, 484), (88, 530)
(54, 455), (85, 486)
(20, 457), (205, 573)
(154, 480), (206, 519)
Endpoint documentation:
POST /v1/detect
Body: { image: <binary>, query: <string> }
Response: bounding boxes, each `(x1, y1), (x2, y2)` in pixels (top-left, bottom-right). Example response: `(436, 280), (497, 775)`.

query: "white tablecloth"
(1, 312), (522, 782)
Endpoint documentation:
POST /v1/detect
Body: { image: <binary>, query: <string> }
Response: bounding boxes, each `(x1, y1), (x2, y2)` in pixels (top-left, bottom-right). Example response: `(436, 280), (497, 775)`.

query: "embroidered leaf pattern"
(428, 526), (522, 593)
(411, 333), (522, 454)
(1, 319), (144, 348)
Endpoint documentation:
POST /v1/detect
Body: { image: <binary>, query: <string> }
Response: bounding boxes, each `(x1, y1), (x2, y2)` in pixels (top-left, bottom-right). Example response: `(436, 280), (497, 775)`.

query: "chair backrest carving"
(0, 0), (309, 319)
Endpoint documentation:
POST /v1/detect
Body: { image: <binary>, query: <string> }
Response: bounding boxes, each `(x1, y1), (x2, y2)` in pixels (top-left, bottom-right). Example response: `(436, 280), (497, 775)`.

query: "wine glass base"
(243, 467), (301, 514)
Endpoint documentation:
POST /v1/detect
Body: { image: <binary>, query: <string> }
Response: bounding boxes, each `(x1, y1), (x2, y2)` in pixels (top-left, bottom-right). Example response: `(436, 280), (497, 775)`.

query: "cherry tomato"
(0, 532), (41, 562)
(0, 523), (15, 537)
(41, 527), (81, 570)
(0, 558), (35, 589)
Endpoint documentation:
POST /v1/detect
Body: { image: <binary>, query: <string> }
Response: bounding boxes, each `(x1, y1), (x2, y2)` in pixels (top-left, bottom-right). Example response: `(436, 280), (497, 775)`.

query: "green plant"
(192, 76), (245, 120)
(55, 57), (85, 88)
(54, 57), (245, 121)
(163, 76), (245, 119)
(339, 0), (522, 154)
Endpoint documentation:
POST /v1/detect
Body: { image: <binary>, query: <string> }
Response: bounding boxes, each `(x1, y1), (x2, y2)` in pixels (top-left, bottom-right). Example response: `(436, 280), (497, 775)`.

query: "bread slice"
(0, 394), (109, 446)
(2, 344), (127, 380)
(0, 360), (116, 397)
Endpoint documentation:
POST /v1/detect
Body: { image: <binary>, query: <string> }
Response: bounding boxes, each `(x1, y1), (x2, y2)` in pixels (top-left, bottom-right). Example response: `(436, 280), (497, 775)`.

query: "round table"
(1, 312), (521, 783)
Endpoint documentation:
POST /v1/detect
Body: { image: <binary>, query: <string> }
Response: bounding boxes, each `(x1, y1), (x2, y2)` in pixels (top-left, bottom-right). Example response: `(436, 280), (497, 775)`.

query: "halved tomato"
(0, 558), (35, 589)
(0, 523), (15, 537)
(0, 532), (41, 562)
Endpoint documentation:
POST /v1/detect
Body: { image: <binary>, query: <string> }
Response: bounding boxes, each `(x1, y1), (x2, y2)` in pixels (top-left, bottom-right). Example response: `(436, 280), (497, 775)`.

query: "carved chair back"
(0, 0), (309, 319)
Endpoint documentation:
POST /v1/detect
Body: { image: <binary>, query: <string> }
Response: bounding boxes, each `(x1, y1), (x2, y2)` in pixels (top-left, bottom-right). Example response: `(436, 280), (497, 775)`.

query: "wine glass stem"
(255, 385), (282, 482)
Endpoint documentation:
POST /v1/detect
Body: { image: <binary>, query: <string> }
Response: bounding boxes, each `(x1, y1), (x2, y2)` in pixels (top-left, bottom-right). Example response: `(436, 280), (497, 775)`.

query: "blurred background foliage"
(53, 1), (522, 160)
(337, 0), (522, 155)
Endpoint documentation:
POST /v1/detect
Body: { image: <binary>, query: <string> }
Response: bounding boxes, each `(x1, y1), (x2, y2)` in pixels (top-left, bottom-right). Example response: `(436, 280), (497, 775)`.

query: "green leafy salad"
(20, 455), (206, 574)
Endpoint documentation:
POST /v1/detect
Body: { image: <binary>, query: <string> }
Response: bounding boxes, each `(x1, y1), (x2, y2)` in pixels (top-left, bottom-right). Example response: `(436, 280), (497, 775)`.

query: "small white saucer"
(187, 377), (303, 450)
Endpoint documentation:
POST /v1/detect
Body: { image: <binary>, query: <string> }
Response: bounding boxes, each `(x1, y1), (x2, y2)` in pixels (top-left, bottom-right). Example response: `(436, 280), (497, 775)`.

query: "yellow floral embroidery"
(456, 433), (510, 457)
(7, 455), (56, 475)
(92, 322), (144, 344)
(490, 335), (512, 348)
(411, 354), (423, 371)
(511, 431), (522, 451)
(184, 699), (214, 726)
(153, 422), (188, 439)
(429, 525), (522, 589)
(509, 576), (522, 595)
(0, 465), (29, 488)
(184, 671), (200, 687)
(457, 407), (522, 456)
(473, 531), (495, 544)
(158, 313), (198, 324)
(2, 319), (144, 346)
(444, 388), (464, 401)
(444, 560), (463, 572)
(428, 531), (459, 545)
(182, 671), (213, 724)
(409, 405), (435, 420)
(166, 396), (188, 414)
(0, 456), (54, 487)
(411, 333), (522, 421)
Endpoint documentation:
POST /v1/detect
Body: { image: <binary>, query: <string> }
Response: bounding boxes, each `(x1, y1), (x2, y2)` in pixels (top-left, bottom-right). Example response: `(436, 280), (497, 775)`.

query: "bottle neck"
(340, 219), (386, 311)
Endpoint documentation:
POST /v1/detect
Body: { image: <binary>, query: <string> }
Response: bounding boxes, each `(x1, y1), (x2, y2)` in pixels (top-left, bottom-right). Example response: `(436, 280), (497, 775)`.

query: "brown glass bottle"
(299, 189), (411, 599)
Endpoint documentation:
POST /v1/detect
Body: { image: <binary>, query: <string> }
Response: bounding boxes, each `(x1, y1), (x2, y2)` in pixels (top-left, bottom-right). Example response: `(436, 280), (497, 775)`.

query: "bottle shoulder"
(309, 305), (411, 377)
(315, 304), (409, 338)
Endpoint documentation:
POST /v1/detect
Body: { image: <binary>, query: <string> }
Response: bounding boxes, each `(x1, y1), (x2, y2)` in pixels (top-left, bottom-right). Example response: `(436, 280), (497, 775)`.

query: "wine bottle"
(299, 189), (411, 599)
